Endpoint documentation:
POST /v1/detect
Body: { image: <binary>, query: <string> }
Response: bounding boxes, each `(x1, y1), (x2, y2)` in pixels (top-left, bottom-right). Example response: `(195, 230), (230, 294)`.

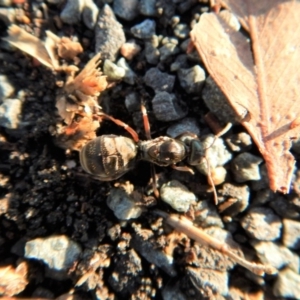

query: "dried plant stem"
(154, 210), (277, 276)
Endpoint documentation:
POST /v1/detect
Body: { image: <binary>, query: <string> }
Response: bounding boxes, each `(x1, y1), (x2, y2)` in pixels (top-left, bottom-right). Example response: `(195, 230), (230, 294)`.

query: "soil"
(0, 1), (299, 300)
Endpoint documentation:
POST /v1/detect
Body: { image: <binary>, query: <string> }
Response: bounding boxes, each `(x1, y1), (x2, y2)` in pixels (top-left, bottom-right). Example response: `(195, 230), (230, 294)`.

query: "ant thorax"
(138, 136), (187, 167)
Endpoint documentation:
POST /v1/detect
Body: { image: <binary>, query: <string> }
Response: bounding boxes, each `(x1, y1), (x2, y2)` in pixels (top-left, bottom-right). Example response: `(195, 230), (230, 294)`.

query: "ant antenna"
(203, 113), (232, 204)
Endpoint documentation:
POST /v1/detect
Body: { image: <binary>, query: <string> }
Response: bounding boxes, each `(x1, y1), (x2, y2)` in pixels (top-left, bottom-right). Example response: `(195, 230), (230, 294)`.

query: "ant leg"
(171, 164), (195, 174)
(141, 103), (152, 140)
(98, 112), (139, 143)
(151, 164), (160, 198)
(140, 103), (160, 197)
(204, 112), (232, 139)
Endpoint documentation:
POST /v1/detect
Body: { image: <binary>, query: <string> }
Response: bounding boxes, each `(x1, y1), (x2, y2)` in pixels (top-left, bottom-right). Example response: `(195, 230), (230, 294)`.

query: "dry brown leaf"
(190, 0), (300, 193)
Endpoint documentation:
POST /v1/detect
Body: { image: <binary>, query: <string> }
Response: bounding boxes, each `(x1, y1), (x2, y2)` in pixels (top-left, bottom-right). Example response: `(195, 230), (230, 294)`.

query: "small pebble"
(252, 189), (275, 205)
(219, 183), (250, 216)
(187, 267), (228, 296)
(144, 68), (175, 93)
(282, 218), (300, 249)
(170, 54), (189, 71)
(202, 76), (240, 124)
(131, 230), (177, 277)
(0, 98), (22, 129)
(117, 57), (137, 85)
(155, 0), (176, 26)
(241, 207), (282, 241)
(0, 8), (15, 25)
(162, 282), (187, 300)
(160, 180), (197, 212)
(225, 132), (252, 152)
(120, 40), (141, 60)
(107, 186), (143, 220)
(251, 241), (299, 272)
(60, 0), (84, 25)
(125, 92), (140, 113)
(194, 200), (224, 228)
(250, 164), (269, 191)
(152, 92), (187, 121)
(231, 152), (263, 182)
(174, 23), (190, 39)
(82, 0), (99, 29)
(177, 0), (197, 14)
(196, 135), (232, 175)
(177, 65), (206, 94)
(113, 0), (139, 21)
(95, 4), (126, 61)
(159, 39), (179, 61)
(66, 160), (76, 169)
(25, 235), (81, 271)
(131, 19), (156, 39)
(269, 195), (300, 219)
(166, 117), (200, 138)
(103, 60), (125, 81)
(139, 0), (157, 16)
(273, 268), (300, 298)
(145, 37), (160, 64)
(0, 75), (15, 102)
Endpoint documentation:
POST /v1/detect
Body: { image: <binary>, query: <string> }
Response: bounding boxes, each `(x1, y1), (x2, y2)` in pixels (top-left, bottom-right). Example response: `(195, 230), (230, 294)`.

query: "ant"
(79, 103), (231, 204)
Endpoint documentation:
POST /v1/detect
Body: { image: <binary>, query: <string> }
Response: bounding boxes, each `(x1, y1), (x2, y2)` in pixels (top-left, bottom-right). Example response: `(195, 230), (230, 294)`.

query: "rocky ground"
(0, 0), (300, 299)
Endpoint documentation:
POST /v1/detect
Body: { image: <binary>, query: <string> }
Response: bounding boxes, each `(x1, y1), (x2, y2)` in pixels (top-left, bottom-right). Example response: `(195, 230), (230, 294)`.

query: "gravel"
(282, 218), (300, 249)
(95, 4), (126, 61)
(231, 152), (263, 182)
(152, 91), (187, 121)
(160, 180), (197, 212)
(113, 0), (139, 21)
(144, 67), (175, 93)
(241, 207), (282, 241)
(0, 98), (22, 129)
(106, 185), (144, 220)
(0, 74), (14, 101)
(0, 1), (299, 299)
(273, 268), (300, 298)
(25, 235), (82, 272)
(60, 0), (84, 25)
(117, 57), (137, 85)
(177, 65), (206, 94)
(166, 117), (201, 138)
(130, 19), (156, 39)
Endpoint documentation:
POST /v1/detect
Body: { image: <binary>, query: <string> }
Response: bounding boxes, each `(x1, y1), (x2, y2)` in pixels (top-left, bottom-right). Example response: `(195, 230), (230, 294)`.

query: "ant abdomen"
(80, 135), (138, 181)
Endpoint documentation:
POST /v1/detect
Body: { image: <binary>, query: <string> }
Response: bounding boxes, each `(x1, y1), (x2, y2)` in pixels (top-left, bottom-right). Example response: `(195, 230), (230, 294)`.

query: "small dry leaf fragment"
(4, 25), (59, 69)
(0, 262), (28, 296)
(64, 53), (109, 97)
(155, 210), (277, 276)
(57, 37), (83, 60)
(191, 0), (300, 193)
(4, 25), (83, 70)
